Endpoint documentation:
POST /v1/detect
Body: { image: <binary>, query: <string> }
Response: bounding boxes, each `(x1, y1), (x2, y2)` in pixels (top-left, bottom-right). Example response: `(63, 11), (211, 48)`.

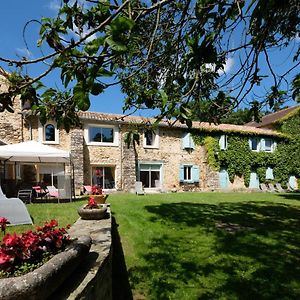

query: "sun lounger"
(135, 181), (145, 195)
(46, 186), (59, 198)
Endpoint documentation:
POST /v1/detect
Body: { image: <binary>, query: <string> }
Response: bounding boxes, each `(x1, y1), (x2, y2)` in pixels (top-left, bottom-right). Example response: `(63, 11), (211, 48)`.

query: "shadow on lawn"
(112, 217), (133, 300)
(129, 201), (300, 299)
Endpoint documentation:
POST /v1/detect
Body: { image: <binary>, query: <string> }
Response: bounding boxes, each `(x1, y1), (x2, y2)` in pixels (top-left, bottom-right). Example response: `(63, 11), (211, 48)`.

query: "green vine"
(191, 110), (300, 188)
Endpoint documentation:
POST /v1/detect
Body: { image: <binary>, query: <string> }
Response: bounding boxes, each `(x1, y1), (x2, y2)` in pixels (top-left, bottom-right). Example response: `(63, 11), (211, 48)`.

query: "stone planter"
(78, 204), (108, 220)
(92, 194), (108, 204)
(0, 235), (91, 300)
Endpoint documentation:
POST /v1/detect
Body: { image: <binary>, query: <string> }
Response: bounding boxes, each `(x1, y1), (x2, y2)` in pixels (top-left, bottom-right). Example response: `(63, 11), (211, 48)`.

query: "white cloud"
(48, 0), (61, 11)
(222, 57), (234, 74)
(205, 57), (234, 75)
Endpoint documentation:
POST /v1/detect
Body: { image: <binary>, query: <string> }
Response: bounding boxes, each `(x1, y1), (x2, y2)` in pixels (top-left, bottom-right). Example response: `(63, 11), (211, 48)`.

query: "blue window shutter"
(272, 141), (277, 152)
(179, 165), (184, 182)
(260, 138), (265, 151)
(192, 165), (200, 183)
(182, 133), (189, 149)
(219, 135), (225, 150)
(266, 167), (274, 180)
(249, 139), (252, 149)
(190, 135), (195, 149)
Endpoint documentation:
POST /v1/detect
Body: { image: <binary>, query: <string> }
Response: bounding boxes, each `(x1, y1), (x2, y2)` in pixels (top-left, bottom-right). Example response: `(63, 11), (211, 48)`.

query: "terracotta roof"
(78, 111), (283, 137)
(246, 105), (300, 128)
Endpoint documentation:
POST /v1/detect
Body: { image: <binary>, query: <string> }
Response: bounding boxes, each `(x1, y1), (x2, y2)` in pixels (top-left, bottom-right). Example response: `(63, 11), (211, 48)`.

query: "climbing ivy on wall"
(192, 123), (298, 187)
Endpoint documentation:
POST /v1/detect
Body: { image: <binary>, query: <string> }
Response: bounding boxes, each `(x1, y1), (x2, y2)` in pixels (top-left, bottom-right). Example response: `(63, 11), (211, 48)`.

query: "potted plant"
(90, 185), (108, 204)
(77, 197), (108, 220)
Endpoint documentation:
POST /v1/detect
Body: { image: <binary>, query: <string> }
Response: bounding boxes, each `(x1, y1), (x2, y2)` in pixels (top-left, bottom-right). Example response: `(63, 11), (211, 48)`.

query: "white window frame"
(264, 138), (274, 152)
(249, 137), (260, 152)
(38, 121), (59, 144)
(183, 165), (193, 182)
(219, 135), (228, 150)
(143, 129), (159, 149)
(84, 124), (119, 146)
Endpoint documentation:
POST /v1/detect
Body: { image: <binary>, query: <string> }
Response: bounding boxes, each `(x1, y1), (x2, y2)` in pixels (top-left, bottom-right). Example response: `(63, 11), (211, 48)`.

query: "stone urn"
(93, 194), (108, 204)
(77, 204), (108, 220)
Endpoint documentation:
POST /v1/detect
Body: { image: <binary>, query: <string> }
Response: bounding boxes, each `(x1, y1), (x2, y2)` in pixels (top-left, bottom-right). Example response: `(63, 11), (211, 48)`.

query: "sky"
(0, 1), (299, 117)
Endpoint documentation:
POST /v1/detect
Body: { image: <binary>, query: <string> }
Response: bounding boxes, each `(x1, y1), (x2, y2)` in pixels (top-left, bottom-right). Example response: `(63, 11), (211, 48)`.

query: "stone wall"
(52, 214), (113, 299)
(70, 129), (85, 193)
(0, 75), (23, 144)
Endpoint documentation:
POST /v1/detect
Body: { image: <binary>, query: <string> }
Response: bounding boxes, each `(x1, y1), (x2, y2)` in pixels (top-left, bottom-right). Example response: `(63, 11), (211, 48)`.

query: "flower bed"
(0, 235), (91, 300)
(0, 220), (70, 276)
(0, 218), (91, 299)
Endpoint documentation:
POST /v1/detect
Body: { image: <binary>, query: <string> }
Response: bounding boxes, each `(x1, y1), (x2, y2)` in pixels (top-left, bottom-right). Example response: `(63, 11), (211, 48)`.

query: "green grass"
(5, 199), (86, 235)
(109, 192), (300, 300)
(4, 192), (300, 299)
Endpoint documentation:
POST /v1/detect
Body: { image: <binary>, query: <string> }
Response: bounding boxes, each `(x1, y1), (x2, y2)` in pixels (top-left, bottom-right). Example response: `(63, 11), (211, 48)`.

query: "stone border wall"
(51, 213), (112, 299)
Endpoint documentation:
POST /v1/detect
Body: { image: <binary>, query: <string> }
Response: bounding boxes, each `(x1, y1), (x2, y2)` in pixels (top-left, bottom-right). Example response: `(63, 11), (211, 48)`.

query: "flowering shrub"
(0, 219), (70, 275)
(85, 197), (99, 209)
(91, 185), (103, 195)
(0, 217), (10, 235)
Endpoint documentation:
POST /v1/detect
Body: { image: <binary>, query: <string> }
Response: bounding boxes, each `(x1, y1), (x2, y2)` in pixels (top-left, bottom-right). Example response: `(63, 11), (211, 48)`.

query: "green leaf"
(90, 83), (104, 95)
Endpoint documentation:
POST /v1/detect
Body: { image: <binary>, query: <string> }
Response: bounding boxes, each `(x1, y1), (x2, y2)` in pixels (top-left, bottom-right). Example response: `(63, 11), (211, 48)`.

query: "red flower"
(2, 233), (19, 247)
(91, 185), (103, 195)
(86, 197), (99, 209)
(0, 219), (70, 274)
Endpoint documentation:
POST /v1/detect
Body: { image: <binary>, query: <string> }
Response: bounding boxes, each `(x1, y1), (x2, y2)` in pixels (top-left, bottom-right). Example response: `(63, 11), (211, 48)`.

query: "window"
(39, 121), (59, 144)
(85, 125), (119, 146)
(184, 166), (192, 181)
(139, 163), (162, 188)
(143, 129), (159, 148)
(249, 137), (276, 152)
(45, 124), (55, 142)
(91, 166), (115, 189)
(264, 138), (273, 152)
(219, 135), (228, 150)
(179, 165), (200, 183)
(182, 132), (195, 150)
(249, 138), (260, 151)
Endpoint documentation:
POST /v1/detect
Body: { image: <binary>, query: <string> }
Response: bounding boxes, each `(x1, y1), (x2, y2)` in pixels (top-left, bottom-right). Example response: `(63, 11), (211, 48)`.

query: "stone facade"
(0, 74), (283, 193)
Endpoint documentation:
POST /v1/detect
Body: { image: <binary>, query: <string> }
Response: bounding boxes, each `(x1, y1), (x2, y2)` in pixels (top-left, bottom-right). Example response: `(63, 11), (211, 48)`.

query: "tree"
(0, 0), (299, 129)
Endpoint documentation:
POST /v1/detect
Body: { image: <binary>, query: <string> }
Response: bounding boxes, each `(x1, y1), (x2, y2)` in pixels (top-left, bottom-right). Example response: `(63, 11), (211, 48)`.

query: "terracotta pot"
(78, 204), (108, 220)
(92, 194), (108, 204)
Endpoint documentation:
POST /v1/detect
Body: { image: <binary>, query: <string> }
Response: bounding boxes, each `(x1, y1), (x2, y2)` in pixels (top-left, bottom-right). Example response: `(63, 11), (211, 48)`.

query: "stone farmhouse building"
(0, 73), (298, 196)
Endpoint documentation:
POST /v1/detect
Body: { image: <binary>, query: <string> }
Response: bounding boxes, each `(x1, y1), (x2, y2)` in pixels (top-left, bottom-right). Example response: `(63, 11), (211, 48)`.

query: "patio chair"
(259, 183), (270, 192)
(46, 186), (59, 198)
(17, 189), (33, 204)
(83, 185), (92, 194)
(135, 181), (145, 195)
(32, 185), (49, 200)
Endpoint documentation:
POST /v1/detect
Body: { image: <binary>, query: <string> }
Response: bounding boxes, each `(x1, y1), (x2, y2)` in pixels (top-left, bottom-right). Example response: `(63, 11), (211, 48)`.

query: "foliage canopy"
(0, 0), (299, 128)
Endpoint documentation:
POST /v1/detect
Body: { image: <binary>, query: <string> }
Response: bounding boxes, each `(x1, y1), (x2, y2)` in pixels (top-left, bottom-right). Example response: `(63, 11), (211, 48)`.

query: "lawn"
(109, 192), (300, 300)
(5, 199), (86, 235)
(4, 192), (300, 299)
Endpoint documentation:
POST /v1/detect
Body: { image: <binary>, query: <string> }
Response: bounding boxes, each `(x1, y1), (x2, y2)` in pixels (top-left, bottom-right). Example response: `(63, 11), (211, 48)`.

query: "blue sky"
(0, 1), (298, 116)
